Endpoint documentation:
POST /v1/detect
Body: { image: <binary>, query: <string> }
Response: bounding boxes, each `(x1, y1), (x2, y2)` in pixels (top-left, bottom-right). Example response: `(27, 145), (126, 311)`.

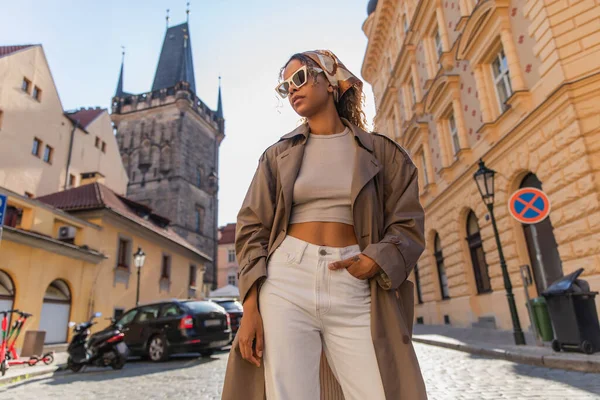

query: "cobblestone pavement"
(2, 344), (600, 399)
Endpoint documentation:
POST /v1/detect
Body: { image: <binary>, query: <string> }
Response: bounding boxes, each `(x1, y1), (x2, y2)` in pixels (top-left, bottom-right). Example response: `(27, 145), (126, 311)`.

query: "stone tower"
(111, 21), (225, 291)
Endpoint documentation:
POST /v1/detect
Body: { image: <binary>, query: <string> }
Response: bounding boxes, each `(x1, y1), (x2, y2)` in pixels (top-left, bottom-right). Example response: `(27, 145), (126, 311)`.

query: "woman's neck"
(307, 105), (345, 135)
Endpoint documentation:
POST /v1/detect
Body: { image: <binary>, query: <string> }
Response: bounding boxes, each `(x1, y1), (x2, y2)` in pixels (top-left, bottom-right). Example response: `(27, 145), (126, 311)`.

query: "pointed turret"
(216, 76), (224, 120)
(115, 48), (125, 97)
(152, 22), (196, 93)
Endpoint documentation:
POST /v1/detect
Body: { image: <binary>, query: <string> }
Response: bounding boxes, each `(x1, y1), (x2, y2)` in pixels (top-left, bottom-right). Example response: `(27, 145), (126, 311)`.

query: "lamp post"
(473, 159), (526, 345)
(133, 247), (146, 306)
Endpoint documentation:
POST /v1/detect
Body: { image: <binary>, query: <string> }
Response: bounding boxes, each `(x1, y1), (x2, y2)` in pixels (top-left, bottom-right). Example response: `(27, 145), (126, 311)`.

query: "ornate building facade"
(111, 21), (225, 292)
(362, 0), (600, 331)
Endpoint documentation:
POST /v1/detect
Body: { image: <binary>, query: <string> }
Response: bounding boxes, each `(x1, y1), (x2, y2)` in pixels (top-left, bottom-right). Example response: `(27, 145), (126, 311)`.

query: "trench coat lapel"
(350, 145), (380, 211)
(276, 144), (305, 226)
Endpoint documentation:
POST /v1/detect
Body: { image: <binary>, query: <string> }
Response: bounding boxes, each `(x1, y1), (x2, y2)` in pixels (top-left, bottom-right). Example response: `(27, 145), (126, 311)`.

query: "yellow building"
(0, 181), (209, 348)
(0, 45), (127, 197)
(362, 0), (600, 331)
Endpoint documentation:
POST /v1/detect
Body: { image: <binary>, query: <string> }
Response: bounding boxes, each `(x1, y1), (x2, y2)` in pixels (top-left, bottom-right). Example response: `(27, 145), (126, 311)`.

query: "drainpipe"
(64, 119), (79, 190)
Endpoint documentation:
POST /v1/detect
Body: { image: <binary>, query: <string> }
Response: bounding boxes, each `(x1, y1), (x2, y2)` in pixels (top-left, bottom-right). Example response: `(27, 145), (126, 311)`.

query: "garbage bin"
(542, 268), (600, 354)
(529, 297), (554, 342)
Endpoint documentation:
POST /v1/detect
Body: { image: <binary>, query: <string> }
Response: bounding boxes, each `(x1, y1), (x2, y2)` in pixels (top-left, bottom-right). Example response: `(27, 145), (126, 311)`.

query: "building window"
(435, 234), (450, 299)
(189, 265), (197, 287)
(69, 174), (76, 188)
(467, 211), (491, 294)
(227, 273), (237, 286)
(195, 206), (205, 234)
(95, 137), (100, 148)
(491, 49), (512, 112)
(153, 168), (157, 177)
(117, 238), (131, 269)
(161, 255), (171, 279)
(4, 206), (23, 228)
(113, 308), (125, 321)
(448, 113), (460, 155)
(228, 249), (236, 263)
(32, 138), (42, 157)
(421, 153), (429, 186)
(32, 86), (42, 101)
(101, 141), (106, 153)
(22, 77), (31, 93)
(414, 264), (423, 304)
(132, 171), (136, 181)
(434, 29), (443, 59)
(403, 14), (409, 33)
(43, 145), (53, 164)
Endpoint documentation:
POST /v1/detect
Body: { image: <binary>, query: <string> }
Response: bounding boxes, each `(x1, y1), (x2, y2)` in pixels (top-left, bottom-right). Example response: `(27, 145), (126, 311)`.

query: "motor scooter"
(66, 312), (128, 372)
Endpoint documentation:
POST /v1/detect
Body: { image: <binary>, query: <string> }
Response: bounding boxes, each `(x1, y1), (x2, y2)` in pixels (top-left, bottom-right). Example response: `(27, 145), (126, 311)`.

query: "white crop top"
(289, 127), (356, 225)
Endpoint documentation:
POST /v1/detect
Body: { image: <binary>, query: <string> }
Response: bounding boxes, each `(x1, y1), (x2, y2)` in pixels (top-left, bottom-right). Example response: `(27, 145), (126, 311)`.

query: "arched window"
(434, 234), (450, 299)
(160, 146), (171, 172)
(0, 270), (15, 313)
(467, 211), (491, 293)
(39, 280), (71, 344)
(414, 264), (423, 304)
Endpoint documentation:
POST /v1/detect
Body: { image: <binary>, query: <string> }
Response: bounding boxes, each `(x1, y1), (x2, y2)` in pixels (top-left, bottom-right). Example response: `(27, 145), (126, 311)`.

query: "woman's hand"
(238, 285), (264, 367)
(328, 253), (380, 280)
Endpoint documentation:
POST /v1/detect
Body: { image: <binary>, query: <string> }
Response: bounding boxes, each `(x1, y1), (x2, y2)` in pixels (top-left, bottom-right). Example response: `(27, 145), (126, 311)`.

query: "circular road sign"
(508, 188), (551, 224)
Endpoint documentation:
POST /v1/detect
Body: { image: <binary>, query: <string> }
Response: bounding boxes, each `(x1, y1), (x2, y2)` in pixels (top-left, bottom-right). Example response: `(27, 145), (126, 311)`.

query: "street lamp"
(133, 247), (146, 306)
(474, 159), (526, 345)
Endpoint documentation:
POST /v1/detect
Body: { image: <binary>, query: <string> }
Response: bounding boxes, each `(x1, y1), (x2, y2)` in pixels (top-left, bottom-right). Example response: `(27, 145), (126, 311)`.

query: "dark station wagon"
(111, 299), (232, 361)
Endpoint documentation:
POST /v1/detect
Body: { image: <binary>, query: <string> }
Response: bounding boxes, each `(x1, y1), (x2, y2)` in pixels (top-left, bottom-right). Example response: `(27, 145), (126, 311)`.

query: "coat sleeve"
(362, 143), (425, 290)
(235, 151), (276, 303)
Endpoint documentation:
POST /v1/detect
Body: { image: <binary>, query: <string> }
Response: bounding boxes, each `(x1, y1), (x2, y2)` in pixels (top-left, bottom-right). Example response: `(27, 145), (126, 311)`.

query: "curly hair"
(280, 53), (368, 131)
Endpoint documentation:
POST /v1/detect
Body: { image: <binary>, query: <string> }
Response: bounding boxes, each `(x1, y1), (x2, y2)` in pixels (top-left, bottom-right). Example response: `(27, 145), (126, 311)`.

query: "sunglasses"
(275, 65), (324, 98)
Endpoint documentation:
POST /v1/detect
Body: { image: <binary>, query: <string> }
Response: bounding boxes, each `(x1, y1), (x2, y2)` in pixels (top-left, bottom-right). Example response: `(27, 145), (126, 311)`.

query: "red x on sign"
(508, 188), (551, 224)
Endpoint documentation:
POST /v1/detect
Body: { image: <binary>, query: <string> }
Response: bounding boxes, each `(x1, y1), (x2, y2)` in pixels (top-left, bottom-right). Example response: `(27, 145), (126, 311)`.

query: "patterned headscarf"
(301, 50), (363, 103)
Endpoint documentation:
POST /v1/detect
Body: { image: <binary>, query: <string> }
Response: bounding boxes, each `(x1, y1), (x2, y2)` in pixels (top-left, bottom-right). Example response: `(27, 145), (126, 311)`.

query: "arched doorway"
(520, 173), (563, 295)
(0, 270), (15, 312)
(39, 280), (71, 344)
(466, 211), (491, 294)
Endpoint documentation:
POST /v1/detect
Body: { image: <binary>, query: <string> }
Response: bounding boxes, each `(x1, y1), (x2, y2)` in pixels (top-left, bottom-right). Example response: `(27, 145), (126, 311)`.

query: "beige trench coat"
(222, 119), (427, 400)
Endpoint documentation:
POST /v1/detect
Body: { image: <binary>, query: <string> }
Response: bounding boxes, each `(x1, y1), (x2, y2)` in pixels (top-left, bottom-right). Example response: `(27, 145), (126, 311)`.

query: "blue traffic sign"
(0, 194), (6, 226)
(508, 188), (551, 224)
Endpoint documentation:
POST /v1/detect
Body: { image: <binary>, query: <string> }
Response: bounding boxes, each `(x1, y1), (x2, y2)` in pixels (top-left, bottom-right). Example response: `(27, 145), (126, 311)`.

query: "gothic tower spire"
(115, 47), (125, 97)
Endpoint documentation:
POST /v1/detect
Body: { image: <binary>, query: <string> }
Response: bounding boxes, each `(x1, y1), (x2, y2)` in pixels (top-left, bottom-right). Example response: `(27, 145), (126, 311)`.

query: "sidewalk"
(412, 324), (600, 373)
(0, 351), (68, 386)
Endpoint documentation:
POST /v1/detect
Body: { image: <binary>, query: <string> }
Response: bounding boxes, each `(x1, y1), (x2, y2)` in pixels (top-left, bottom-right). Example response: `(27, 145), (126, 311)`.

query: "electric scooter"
(6, 310), (54, 367)
(67, 312), (129, 372)
(0, 309), (18, 376)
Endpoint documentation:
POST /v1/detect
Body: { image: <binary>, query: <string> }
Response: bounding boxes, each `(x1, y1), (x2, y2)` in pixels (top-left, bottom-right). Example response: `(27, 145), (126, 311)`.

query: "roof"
(218, 223), (235, 245)
(152, 22), (196, 92)
(65, 107), (105, 129)
(37, 183), (211, 262)
(0, 45), (35, 58)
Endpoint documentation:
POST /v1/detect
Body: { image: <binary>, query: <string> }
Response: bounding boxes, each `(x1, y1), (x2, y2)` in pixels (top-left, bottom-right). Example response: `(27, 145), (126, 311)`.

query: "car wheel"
(200, 350), (214, 358)
(147, 335), (169, 362)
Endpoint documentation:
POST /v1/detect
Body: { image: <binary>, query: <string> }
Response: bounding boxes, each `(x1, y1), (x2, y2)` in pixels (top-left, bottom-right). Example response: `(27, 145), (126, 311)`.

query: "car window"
(159, 303), (182, 318)
(116, 309), (138, 327)
(136, 305), (161, 322)
(183, 301), (224, 314)
(216, 301), (243, 312)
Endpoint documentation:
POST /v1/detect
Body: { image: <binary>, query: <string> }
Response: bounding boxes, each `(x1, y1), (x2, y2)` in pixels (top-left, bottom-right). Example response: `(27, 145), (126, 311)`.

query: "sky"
(0, 0), (377, 226)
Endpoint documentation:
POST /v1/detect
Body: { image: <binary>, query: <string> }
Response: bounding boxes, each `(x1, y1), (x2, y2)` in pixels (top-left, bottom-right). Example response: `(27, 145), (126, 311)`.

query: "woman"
(222, 50), (427, 400)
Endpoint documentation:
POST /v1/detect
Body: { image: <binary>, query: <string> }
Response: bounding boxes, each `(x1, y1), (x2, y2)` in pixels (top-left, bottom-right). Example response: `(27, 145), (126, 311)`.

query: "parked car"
(210, 299), (243, 341)
(111, 299), (231, 361)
